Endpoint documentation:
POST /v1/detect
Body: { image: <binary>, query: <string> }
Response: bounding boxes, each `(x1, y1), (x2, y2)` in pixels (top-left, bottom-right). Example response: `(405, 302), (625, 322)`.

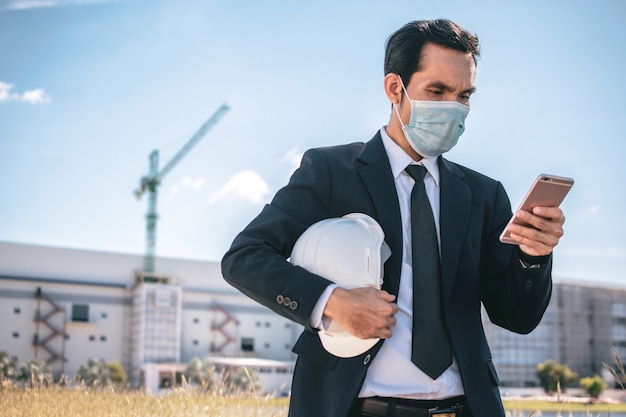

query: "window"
(101, 312), (108, 319)
(100, 335), (107, 342)
(241, 337), (254, 352)
(14, 307), (21, 314)
(193, 318), (199, 324)
(12, 332), (19, 338)
(193, 340), (199, 346)
(89, 335), (96, 341)
(72, 304), (89, 322)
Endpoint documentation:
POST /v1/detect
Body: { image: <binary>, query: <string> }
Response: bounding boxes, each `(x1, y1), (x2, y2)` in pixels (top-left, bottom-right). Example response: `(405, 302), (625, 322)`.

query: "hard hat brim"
(318, 328), (379, 358)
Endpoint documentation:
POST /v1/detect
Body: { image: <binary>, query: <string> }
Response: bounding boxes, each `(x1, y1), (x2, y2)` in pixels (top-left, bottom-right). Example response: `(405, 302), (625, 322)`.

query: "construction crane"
(134, 102), (230, 273)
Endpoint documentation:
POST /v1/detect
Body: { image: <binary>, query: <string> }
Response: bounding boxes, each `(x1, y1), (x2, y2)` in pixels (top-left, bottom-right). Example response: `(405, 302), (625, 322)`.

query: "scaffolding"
(130, 272), (182, 386)
(33, 287), (67, 377)
(209, 303), (239, 356)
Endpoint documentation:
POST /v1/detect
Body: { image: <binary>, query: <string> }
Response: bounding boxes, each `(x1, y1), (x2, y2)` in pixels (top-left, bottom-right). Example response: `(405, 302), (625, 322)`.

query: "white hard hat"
(291, 213), (391, 358)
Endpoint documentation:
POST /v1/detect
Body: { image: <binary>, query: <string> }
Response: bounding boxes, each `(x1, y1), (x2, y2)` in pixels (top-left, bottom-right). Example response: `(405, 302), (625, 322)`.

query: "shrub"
(75, 358), (127, 388)
(221, 366), (260, 395)
(17, 358), (53, 387)
(579, 374), (607, 398)
(0, 350), (17, 382)
(184, 357), (215, 390)
(107, 360), (127, 385)
(536, 359), (579, 394)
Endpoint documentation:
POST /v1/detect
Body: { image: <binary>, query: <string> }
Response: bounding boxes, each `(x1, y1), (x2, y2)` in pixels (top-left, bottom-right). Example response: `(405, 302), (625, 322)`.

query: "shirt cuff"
(309, 283), (338, 329)
(517, 248), (551, 269)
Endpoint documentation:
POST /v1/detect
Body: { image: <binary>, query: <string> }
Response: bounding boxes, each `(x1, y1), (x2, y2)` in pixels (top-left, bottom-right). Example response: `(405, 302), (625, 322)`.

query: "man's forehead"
(419, 42), (476, 69)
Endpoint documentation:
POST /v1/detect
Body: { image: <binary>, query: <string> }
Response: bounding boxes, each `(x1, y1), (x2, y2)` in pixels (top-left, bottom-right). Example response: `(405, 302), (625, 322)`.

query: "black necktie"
(405, 165), (452, 380)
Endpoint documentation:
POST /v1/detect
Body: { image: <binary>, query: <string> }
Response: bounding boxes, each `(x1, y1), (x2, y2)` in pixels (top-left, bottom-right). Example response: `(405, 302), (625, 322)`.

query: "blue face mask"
(394, 79), (470, 158)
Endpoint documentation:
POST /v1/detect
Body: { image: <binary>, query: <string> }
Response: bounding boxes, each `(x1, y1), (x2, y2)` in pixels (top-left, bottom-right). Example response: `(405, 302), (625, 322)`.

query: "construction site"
(0, 103), (296, 395)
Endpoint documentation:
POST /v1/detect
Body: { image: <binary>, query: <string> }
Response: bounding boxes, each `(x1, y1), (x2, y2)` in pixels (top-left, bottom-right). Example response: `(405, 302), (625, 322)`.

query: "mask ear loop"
(393, 75), (412, 128)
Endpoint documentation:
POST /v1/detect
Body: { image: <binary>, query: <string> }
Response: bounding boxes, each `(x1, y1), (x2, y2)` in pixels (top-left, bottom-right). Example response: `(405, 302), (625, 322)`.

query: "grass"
(0, 385), (290, 417)
(4, 385), (626, 417)
(503, 399), (626, 415)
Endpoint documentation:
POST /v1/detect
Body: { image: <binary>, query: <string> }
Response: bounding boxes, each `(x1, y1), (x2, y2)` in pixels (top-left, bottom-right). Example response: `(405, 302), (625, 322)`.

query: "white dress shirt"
(357, 127), (464, 399)
(310, 127), (465, 400)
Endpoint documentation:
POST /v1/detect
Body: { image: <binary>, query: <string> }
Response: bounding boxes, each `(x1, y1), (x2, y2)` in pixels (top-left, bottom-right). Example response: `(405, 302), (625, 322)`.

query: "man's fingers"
(324, 287), (399, 340)
(506, 207), (566, 256)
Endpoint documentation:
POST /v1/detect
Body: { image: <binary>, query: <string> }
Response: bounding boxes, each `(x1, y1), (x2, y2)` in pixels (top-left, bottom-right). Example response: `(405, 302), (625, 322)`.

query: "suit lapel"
(352, 137), (472, 303)
(356, 134), (403, 297)
(438, 157), (472, 307)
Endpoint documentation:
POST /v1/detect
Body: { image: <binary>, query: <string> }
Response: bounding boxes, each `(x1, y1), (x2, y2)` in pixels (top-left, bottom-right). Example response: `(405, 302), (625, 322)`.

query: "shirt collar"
(379, 127), (440, 186)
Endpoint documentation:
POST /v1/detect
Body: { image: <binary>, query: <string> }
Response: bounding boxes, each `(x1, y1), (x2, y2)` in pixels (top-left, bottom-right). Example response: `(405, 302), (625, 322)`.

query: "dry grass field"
(4, 385), (626, 417)
(0, 385), (290, 417)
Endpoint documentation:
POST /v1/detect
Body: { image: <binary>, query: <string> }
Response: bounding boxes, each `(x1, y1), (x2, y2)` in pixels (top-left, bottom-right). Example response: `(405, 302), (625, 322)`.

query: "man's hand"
(505, 206), (565, 256)
(323, 286), (398, 340)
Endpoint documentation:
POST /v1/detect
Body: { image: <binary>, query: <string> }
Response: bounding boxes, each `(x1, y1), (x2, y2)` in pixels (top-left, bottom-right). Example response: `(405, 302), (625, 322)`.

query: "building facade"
(1, 240), (624, 390)
(0, 241), (299, 392)
(484, 280), (623, 387)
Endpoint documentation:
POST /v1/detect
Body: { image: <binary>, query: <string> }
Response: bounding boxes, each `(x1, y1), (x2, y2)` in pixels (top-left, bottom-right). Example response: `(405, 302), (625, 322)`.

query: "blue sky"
(0, 0), (624, 284)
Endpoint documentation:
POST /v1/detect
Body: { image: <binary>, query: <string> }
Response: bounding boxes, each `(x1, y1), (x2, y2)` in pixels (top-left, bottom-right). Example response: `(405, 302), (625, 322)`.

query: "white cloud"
(0, 82), (11, 101)
(209, 170), (269, 205)
(0, 81), (51, 104)
(282, 147), (302, 177)
(20, 88), (51, 104)
(0, 0), (123, 11)
(169, 176), (208, 194)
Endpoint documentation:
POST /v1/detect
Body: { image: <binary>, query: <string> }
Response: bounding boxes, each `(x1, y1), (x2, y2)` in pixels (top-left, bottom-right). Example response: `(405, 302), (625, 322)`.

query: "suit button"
(290, 301), (298, 310)
(524, 280), (533, 291)
(363, 354), (371, 365)
(276, 295), (284, 304)
(283, 296), (291, 306)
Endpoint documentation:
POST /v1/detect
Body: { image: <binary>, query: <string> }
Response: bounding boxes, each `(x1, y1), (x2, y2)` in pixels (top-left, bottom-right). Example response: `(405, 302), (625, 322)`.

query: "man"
(221, 19), (564, 417)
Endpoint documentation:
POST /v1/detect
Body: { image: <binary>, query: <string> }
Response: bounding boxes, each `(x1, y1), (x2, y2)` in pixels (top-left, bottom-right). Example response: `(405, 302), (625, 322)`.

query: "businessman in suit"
(222, 19), (565, 417)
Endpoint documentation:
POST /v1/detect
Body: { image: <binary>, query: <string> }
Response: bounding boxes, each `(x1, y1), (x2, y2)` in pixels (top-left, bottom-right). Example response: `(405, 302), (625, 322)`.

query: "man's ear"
(384, 73), (403, 105)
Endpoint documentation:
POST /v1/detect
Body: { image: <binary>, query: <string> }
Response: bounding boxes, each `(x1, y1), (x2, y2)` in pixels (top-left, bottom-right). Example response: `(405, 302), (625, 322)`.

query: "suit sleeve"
(480, 181), (553, 334)
(221, 149), (335, 331)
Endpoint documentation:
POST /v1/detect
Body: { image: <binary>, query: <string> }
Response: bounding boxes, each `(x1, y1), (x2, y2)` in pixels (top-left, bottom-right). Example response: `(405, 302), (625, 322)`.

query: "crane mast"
(135, 102), (230, 273)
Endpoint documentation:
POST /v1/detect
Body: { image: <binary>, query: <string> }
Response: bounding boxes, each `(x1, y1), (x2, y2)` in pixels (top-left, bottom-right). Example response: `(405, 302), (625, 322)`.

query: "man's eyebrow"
(463, 87), (477, 95)
(427, 81), (476, 95)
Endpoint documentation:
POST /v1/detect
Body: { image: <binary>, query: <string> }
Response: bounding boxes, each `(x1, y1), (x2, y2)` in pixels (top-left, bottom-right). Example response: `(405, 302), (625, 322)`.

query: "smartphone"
(499, 174), (574, 245)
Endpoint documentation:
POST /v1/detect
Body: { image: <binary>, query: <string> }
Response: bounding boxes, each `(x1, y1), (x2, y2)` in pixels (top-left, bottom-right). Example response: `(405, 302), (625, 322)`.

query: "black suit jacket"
(221, 132), (552, 417)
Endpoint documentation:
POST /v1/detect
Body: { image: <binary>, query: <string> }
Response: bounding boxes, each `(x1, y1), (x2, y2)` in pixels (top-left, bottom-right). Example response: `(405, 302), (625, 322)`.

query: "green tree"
(536, 359), (579, 394)
(184, 357), (215, 390)
(107, 360), (127, 385)
(17, 358), (53, 387)
(580, 374), (607, 398)
(75, 358), (127, 388)
(0, 351), (17, 382)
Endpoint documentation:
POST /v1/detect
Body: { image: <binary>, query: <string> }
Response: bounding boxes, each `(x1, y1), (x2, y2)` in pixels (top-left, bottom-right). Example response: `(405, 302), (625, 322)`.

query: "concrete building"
(1, 240), (625, 390)
(0, 241), (298, 394)
(484, 280), (625, 387)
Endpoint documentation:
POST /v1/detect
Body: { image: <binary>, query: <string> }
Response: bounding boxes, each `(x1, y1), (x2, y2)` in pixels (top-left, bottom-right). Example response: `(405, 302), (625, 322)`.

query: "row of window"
(16, 305), (292, 331)
(10, 331), (109, 342)
(14, 304), (293, 352)
(239, 337), (291, 352)
(14, 304), (106, 322)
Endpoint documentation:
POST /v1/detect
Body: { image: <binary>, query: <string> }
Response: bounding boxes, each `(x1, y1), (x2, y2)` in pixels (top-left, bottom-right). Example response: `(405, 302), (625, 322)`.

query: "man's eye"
(429, 89), (443, 95)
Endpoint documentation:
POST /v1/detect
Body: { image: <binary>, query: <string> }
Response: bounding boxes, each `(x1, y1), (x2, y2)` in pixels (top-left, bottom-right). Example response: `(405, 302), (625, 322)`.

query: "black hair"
(384, 19), (481, 87)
